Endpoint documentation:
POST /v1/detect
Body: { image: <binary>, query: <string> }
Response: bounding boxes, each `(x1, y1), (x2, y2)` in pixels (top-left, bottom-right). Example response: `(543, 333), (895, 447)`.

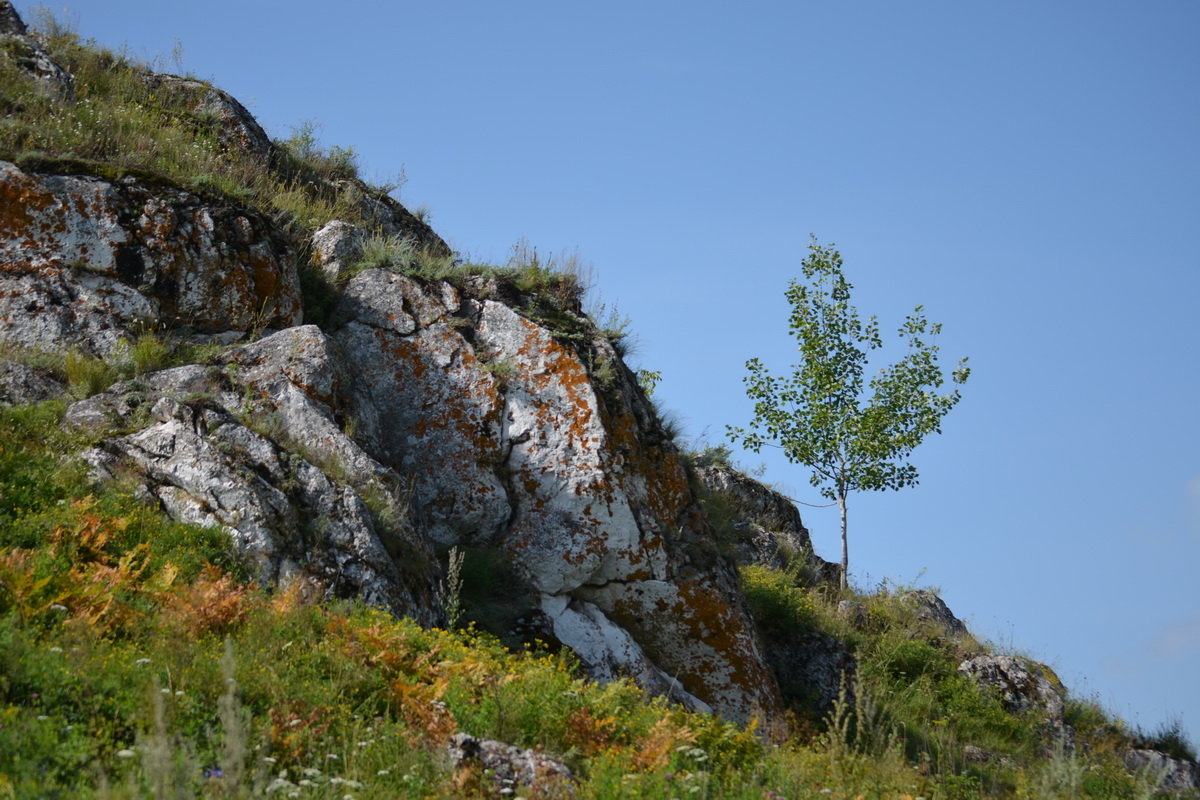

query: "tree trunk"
(838, 492), (848, 591)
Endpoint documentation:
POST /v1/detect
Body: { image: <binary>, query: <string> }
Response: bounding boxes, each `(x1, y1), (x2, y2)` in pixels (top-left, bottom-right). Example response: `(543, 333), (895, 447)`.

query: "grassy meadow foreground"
(0, 400), (1185, 799)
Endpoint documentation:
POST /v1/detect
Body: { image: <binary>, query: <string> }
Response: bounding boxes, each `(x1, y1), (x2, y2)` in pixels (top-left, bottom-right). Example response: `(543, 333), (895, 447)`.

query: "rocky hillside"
(1, 4), (1197, 797)
(0, 1), (787, 729)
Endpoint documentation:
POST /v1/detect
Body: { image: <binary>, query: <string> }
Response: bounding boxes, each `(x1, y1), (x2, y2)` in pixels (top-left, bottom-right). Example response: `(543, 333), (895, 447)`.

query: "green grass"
(1, 15), (1194, 800)
(0, 373), (1183, 800)
(733, 557), (1184, 799)
(5, 396), (1161, 800)
(0, 18), (395, 239)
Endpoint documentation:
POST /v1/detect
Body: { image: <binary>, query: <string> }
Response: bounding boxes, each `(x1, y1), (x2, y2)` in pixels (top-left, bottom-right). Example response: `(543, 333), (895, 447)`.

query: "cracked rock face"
(66, 327), (440, 626)
(58, 297), (791, 728)
(0, 161), (301, 355)
(330, 269), (783, 727)
(57, 271), (784, 727)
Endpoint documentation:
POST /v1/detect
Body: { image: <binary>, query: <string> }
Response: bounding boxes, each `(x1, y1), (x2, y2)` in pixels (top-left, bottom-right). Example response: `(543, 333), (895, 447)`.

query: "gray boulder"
(958, 654), (1065, 727)
(1123, 748), (1200, 794)
(329, 180), (452, 258)
(0, 360), (65, 405)
(447, 733), (572, 792)
(310, 220), (365, 282)
(901, 589), (968, 637)
(137, 72), (274, 162)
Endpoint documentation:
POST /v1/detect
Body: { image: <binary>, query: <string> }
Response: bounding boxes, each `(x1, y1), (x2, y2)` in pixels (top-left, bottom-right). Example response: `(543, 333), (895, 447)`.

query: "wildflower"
(116, 749), (136, 758)
(134, 658), (151, 666)
(203, 768), (224, 779)
(265, 777), (296, 794)
(36, 715), (48, 721)
(262, 757), (277, 764)
(49, 604), (67, 612)
(48, 646), (63, 653)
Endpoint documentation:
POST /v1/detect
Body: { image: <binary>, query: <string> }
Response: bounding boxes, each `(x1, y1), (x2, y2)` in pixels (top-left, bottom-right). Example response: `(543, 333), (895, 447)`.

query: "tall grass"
(0, 17), (390, 236)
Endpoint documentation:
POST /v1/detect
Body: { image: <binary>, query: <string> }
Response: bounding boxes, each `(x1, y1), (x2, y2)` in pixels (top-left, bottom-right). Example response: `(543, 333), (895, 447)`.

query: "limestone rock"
(695, 463), (839, 581)
(0, 360), (65, 405)
(958, 654), (1065, 726)
(902, 589), (968, 637)
(331, 180), (452, 258)
(65, 327), (440, 625)
(0, 3), (73, 98)
(330, 270), (784, 728)
(1123, 748), (1200, 794)
(0, 161), (301, 355)
(310, 220), (365, 282)
(447, 733), (572, 791)
(837, 599), (868, 629)
(137, 72), (273, 161)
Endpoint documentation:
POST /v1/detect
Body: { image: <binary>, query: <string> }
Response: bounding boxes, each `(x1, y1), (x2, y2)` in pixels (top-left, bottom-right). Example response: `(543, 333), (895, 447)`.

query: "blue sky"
(22, 0), (1199, 742)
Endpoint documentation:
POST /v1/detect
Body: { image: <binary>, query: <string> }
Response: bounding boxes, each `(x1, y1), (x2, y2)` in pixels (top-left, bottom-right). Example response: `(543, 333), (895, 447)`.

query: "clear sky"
(20, 0), (1199, 744)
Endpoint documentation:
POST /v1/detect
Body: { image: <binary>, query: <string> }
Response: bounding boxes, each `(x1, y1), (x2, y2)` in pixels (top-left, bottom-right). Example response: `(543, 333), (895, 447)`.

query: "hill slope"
(0, 4), (1196, 797)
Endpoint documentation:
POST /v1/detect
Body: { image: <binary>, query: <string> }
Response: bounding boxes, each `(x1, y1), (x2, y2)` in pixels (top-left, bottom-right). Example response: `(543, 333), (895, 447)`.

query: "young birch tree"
(728, 239), (970, 590)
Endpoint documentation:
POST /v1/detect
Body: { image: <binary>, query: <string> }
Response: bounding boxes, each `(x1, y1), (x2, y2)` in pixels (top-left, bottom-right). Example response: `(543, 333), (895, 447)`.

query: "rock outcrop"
(0, 0), (785, 730)
(0, 160), (301, 356)
(65, 327), (441, 625)
(0, 1), (73, 98)
(52, 263), (786, 726)
(695, 462), (839, 581)
(324, 270), (781, 725)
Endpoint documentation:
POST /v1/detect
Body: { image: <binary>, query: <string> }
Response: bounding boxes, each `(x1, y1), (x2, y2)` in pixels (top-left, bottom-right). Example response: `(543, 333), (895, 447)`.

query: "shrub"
(740, 565), (815, 631)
